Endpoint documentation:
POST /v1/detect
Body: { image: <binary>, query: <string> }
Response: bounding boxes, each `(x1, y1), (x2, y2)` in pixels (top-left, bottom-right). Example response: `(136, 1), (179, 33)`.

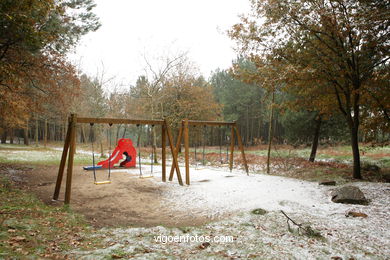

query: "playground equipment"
(53, 114), (183, 204)
(83, 138), (137, 171)
(98, 138), (137, 168)
(170, 119), (249, 185)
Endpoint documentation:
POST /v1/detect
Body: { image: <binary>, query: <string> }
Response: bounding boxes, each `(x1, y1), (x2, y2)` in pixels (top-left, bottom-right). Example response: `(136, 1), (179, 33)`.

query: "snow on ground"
(74, 165), (390, 259)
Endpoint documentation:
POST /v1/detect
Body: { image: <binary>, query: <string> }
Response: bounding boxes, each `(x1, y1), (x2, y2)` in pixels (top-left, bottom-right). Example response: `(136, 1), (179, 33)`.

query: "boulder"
(331, 186), (368, 205)
(319, 180), (336, 186)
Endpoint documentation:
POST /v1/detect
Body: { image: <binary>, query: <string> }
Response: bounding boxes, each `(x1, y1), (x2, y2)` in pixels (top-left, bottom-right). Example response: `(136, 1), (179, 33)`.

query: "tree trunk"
(266, 91), (275, 174)
(1, 128), (7, 144)
(63, 120), (66, 141)
(10, 128), (14, 144)
(309, 116), (322, 162)
(24, 120), (29, 145)
(35, 118), (39, 147)
(80, 125), (86, 143)
(350, 125), (361, 179)
(44, 119), (48, 147)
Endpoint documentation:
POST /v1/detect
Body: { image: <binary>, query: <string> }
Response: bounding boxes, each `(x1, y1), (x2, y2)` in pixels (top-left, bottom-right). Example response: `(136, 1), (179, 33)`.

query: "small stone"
(331, 186), (368, 205)
(198, 242), (211, 249)
(251, 208), (267, 215)
(319, 180), (336, 186)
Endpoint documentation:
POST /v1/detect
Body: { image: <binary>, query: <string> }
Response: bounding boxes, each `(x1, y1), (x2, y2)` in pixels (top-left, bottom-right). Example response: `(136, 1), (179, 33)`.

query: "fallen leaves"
(345, 211), (368, 218)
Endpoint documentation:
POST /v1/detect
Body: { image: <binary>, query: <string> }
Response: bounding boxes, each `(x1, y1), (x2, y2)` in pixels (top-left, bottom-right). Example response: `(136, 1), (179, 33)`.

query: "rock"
(382, 173), (390, 183)
(345, 211), (368, 218)
(319, 180), (336, 186)
(362, 163), (381, 173)
(331, 186), (368, 205)
(251, 208), (267, 215)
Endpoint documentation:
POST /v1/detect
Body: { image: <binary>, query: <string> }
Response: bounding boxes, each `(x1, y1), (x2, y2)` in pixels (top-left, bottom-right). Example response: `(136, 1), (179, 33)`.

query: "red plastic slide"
(97, 138), (136, 168)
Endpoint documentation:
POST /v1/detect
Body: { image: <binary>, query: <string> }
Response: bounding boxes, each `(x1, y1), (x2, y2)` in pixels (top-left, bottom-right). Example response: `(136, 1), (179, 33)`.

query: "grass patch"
(0, 144), (93, 166)
(0, 174), (102, 258)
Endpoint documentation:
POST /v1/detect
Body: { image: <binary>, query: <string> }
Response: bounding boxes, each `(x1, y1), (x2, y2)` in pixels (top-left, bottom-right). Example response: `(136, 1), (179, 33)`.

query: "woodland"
(1, 0), (389, 179)
(0, 0), (389, 259)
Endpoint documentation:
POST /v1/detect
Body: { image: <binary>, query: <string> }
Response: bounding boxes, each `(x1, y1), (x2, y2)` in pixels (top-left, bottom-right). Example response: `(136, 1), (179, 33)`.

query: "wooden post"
(161, 123), (166, 182)
(64, 114), (77, 204)
(165, 120), (183, 185)
(169, 124), (183, 181)
(53, 119), (72, 200)
(234, 124), (249, 175)
(229, 125), (235, 172)
(184, 119), (190, 185)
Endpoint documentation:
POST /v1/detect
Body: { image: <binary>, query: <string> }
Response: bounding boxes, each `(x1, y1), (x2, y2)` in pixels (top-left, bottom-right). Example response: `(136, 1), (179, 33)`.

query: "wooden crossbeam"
(76, 117), (164, 125)
(186, 120), (235, 126)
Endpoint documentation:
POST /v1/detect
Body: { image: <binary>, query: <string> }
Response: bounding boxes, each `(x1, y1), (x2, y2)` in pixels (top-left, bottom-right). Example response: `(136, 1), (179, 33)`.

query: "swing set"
(84, 123), (155, 183)
(169, 119), (249, 185)
(52, 114), (183, 204)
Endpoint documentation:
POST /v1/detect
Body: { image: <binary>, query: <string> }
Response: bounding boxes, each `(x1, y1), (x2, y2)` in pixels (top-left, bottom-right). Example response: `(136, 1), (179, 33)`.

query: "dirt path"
(4, 164), (213, 228)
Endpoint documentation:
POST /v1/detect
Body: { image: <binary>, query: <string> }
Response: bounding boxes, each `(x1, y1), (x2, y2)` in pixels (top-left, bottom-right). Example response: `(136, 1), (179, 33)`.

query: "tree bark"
(9, 128), (14, 144)
(350, 124), (362, 179)
(44, 119), (48, 147)
(309, 116), (322, 162)
(24, 120), (29, 145)
(1, 128), (7, 144)
(80, 125), (86, 143)
(35, 118), (39, 147)
(266, 91), (275, 174)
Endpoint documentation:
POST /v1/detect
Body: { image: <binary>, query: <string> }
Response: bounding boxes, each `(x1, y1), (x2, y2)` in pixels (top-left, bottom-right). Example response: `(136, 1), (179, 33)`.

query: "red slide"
(97, 138), (137, 168)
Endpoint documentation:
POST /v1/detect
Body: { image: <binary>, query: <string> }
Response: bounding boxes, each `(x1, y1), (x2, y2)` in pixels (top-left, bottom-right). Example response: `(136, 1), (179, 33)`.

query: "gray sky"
(71, 0), (250, 86)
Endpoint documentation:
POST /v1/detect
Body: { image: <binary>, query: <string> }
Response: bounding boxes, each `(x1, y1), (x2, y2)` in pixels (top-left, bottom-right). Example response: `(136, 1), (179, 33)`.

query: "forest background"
(1, 0), (389, 180)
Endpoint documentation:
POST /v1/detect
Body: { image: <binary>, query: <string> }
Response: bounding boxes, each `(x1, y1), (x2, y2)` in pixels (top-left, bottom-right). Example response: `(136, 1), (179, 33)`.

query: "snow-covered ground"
(73, 165), (390, 259)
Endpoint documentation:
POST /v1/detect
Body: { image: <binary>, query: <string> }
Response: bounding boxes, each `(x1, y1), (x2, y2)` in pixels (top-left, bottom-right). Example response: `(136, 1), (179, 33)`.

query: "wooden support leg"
(169, 125), (183, 181)
(53, 120), (72, 200)
(234, 125), (249, 175)
(229, 125), (235, 172)
(64, 114), (77, 204)
(184, 119), (190, 185)
(161, 124), (166, 182)
(165, 120), (183, 186)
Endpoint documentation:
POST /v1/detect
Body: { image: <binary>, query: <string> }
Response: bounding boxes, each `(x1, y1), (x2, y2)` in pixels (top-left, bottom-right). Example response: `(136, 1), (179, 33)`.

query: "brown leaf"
(11, 236), (27, 242)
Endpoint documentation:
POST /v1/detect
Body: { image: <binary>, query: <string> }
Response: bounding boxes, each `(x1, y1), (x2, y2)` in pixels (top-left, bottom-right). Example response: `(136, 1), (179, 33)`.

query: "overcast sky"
(70, 0), (250, 87)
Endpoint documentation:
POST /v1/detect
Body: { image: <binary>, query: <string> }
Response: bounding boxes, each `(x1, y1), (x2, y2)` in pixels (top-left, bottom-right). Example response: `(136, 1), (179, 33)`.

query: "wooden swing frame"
(169, 119), (249, 185)
(53, 113), (183, 204)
